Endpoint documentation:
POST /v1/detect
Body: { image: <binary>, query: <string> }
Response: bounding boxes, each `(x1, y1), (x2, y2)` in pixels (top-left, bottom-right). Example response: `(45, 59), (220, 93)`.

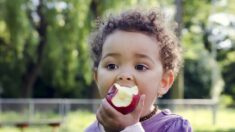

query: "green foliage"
(218, 51), (235, 101)
(207, 0), (235, 101)
(182, 25), (212, 98)
(184, 58), (211, 98)
(40, 0), (93, 96)
(0, 0), (173, 98)
(219, 94), (233, 108)
(0, 0), (31, 97)
(0, 0), (94, 98)
(181, 0), (234, 99)
(0, 0), (234, 99)
(183, 0), (211, 28)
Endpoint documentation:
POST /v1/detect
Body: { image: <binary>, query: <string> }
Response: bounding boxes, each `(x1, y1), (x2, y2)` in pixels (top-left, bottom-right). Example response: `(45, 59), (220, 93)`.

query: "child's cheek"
(98, 85), (109, 98)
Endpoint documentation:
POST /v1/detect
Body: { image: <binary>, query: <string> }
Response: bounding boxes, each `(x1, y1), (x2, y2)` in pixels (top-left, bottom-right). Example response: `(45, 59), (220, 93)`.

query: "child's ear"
(158, 70), (174, 96)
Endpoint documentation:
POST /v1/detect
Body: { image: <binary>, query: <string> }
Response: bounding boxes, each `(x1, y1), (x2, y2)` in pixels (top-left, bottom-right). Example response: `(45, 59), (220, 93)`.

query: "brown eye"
(106, 64), (118, 70)
(135, 64), (148, 71)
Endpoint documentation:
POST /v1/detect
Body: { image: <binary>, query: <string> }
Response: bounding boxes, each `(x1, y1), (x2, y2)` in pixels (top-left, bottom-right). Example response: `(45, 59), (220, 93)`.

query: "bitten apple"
(106, 83), (140, 114)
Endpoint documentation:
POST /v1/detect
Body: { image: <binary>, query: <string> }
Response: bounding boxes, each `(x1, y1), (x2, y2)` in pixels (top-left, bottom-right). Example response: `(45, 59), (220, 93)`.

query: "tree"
(2, 0), (233, 100)
(0, 0), (93, 98)
(170, 0), (184, 99)
(180, 0), (235, 100)
(0, 0), (163, 98)
(206, 0), (235, 101)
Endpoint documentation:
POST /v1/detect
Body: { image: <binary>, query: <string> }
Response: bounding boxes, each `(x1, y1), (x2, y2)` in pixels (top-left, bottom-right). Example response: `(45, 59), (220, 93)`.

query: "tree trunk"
(89, 0), (103, 99)
(90, 0), (99, 19)
(21, 0), (47, 98)
(171, 0), (184, 99)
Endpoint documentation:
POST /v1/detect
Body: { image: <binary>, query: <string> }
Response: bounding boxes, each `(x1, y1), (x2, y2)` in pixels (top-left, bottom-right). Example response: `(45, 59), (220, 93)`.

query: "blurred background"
(0, 0), (235, 131)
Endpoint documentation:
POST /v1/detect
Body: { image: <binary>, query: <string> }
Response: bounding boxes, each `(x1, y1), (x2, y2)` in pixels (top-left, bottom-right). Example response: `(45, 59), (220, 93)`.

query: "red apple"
(106, 83), (140, 114)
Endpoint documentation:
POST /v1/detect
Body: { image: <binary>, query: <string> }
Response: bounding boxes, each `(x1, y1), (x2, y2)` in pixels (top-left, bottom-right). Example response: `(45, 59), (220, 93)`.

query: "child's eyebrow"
(101, 53), (120, 60)
(101, 53), (155, 63)
(134, 53), (154, 63)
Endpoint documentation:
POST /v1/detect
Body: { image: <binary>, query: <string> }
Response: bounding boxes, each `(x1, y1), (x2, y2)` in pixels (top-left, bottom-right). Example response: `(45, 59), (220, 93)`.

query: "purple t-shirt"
(85, 109), (192, 132)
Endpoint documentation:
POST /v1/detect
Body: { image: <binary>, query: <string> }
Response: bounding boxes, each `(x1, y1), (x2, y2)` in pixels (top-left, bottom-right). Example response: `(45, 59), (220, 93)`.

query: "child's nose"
(117, 73), (134, 81)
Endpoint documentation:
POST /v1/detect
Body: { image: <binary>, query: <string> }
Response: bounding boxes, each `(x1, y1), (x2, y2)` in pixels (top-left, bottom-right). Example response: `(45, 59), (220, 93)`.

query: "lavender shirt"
(85, 109), (192, 132)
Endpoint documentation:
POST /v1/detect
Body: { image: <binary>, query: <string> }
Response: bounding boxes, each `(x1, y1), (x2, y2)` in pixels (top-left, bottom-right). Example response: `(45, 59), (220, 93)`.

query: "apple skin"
(106, 84), (140, 115)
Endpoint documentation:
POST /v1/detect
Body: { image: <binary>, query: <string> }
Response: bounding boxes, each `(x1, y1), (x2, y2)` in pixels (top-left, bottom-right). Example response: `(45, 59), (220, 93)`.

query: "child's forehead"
(105, 30), (155, 42)
(101, 30), (161, 59)
(103, 30), (159, 49)
(106, 30), (156, 40)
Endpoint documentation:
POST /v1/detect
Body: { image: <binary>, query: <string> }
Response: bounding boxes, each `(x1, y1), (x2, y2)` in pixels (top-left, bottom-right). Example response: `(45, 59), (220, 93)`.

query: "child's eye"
(106, 64), (118, 70)
(135, 64), (148, 71)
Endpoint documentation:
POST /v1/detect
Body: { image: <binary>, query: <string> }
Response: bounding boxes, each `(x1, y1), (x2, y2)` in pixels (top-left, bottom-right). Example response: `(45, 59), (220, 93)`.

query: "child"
(85, 8), (192, 132)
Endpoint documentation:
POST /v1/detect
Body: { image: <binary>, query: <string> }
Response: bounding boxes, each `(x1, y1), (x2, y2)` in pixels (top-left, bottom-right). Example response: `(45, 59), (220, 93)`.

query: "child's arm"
(96, 95), (145, 132)
(120, 122), (145, 132)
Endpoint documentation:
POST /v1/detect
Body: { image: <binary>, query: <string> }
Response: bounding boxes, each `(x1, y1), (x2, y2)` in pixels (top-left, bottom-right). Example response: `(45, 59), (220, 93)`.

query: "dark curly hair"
(89, 8), (182, 75)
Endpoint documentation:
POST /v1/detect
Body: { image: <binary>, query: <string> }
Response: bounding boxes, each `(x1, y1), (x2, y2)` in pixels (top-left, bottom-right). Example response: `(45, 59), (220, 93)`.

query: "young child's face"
(94, 30), (172, 115)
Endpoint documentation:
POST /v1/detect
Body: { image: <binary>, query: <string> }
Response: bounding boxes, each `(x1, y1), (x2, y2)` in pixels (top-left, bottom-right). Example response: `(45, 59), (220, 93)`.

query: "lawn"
(176, 108), (235, 132)
(72, 108), (235, 132)
(0, 108), (235, 132)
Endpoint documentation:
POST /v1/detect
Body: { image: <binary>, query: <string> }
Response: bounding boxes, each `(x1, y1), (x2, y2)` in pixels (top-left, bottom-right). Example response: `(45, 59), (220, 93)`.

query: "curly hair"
(89, 8), (182, 75)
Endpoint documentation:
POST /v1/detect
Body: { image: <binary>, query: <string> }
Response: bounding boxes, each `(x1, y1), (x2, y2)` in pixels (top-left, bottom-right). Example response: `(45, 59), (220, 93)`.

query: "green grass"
(73, 108), (235, 132)
(176, 108), (235, 132)
(0, 111), (60, 122)
(62, 110), (96, 132)
(1, 108), (235, 132)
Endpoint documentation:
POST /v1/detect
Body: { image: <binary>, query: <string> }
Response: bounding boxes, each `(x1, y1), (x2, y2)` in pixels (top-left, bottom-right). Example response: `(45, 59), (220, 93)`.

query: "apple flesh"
(106, 83), (140, 114)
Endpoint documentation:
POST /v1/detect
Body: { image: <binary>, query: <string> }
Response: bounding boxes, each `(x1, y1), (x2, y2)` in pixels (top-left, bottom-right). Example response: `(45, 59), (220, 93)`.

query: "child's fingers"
(96, 100), (114, 127)
(97, 99), (125, 131)
(101, 98), (122, 118)
(96, 104), (104, 125)
(132, 94), (145, 117)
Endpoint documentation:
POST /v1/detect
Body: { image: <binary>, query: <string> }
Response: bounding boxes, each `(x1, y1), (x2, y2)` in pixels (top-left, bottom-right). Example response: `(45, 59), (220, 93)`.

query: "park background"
(0, 0), (235, 131)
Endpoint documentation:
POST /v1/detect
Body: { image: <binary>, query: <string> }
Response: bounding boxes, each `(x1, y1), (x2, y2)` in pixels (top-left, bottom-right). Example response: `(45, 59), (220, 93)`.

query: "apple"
(106, 83), (140, 114)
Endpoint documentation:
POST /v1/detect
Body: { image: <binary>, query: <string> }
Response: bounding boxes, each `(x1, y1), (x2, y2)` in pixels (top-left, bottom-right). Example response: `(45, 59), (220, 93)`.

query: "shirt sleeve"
(85, 121), (101, 132)
(121, 122), (145, 132)
(164, 117), (192, 132)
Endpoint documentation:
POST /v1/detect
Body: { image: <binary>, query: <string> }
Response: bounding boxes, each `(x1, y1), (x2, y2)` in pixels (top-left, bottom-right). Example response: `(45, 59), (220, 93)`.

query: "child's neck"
(140, 105), (158, 122)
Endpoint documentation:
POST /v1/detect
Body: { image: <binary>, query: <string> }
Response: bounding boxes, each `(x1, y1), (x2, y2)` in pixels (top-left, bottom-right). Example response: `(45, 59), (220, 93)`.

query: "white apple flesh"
(106, 83), (140, 114)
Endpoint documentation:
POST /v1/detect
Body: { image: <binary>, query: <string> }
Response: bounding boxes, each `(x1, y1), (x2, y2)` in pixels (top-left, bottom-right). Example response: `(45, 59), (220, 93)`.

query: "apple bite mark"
(106, 83), (140, 114)
(112, 84), (138, 107)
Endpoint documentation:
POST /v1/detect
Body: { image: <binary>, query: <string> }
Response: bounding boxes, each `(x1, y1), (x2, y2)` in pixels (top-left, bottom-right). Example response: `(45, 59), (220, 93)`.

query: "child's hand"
(96, 95), (145, 132)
